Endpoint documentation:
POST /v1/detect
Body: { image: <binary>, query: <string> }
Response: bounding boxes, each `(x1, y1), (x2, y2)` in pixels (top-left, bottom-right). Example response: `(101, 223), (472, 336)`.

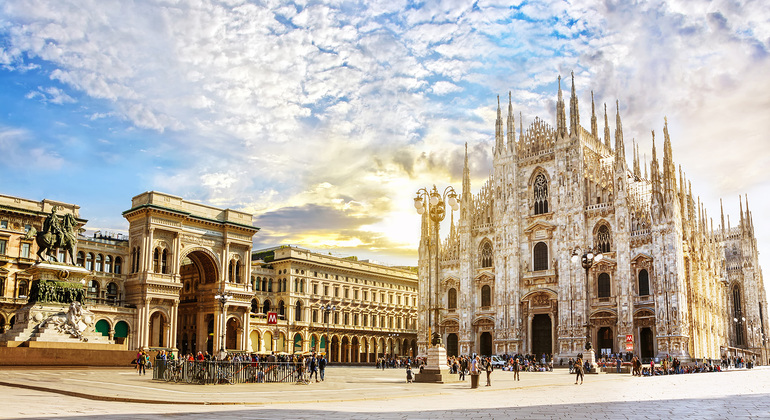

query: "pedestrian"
(310, 352), (319, 382)
(512, 356), (520, 381)
(574, 355), (584, 385)
(616, 357), (622, 373)
(319, 354), (327, 381)
(406, 364), (413, 383)
(485, 357), (492, 386)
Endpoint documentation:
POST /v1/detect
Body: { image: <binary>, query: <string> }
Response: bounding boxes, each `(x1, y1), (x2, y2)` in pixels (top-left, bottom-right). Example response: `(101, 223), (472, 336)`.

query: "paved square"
(1, 366), (769, 419)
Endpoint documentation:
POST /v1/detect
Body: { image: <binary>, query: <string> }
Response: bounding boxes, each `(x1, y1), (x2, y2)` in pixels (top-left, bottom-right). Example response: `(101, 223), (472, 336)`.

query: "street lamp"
(388, 333), (400, 358)
(414, 185), (459, 349)
(214, 289), (233, 360)
(321, 304), (336, 359)
(571, 248), (603, 352)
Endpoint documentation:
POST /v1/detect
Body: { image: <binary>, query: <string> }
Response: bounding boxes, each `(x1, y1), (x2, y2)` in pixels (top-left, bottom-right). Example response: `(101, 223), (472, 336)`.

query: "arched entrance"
(95, 319), (110, 337)
(531, 314), (552, 356)
(598, 327), (614, 356)
(293, 333), (303, 354)
(179, 250), (220, 355)
(446, 333), (459, 357)
(250, 331), (260, 352)
(479, 332), (493, 356)
(114, 321), (129, 345)
(263, 331), (273, 352)
(149, 311), (167, 347)
(640, 327), (654, 361)
(331, 336), (339, 362)
(226, 318), (239, 350)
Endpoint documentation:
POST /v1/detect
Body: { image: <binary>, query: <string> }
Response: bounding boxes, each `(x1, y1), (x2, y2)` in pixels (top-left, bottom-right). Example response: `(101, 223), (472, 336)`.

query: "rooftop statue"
(25, 205), (78, 264)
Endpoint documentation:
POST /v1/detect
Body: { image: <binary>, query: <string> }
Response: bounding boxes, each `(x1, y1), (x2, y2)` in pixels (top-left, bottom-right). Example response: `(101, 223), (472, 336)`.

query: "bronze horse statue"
(25, 210), (78, 264)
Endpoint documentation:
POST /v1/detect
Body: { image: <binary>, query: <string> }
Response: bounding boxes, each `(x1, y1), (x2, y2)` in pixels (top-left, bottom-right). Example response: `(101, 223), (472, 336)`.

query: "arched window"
(448, 288), (457, 310)
(597, 273), (611, 298)
(114, 257), (122, 274)
(480, 241), (493, 268)
(268, 279), (273, 292)
(251, 299), (260, 313)
(88, 280), (100, 298)
(638, 269), (650, 296)
(85, 253), (94, 271)
(95, 254), (103, 272)
(481, 285), (491, 307)
(278, 300), (285, 316)
(161, 249), (168, 274)
(263, 300), (271, 314)
(596, 225), (611, 253)
(18, 280), (28, 298)
(106, 282), (118, 304)
(76, 251), (85, 267)
(295, 301), (302, 321)
(251, 276), (257, 291)
(533, 242), (548, 271)
(533, 173), (549, 214)
(104, 255), (112, 273)
(153, 248), (159, 273)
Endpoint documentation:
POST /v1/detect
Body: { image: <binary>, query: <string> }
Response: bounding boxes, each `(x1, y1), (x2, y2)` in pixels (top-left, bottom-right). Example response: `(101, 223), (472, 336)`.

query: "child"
(406, 364), (413, 383)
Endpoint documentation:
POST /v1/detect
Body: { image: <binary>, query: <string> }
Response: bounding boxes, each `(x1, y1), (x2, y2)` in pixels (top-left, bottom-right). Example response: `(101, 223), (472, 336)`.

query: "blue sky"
(1, 0), (769, 276)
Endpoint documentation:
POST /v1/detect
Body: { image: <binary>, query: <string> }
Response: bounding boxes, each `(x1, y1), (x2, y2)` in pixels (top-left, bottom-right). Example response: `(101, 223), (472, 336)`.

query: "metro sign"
(267, 312), (278, 325)
(625, 334), (633, 343)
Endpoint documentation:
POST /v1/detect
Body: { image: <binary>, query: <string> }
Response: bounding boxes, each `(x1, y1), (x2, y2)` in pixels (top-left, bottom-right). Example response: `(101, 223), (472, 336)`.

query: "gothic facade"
(418, 74), (769, 363)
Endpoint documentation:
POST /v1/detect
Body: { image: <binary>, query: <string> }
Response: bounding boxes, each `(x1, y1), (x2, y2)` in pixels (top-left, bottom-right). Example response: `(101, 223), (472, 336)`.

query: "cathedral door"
(640, 327), (654, 361)
(531, 314), (552, 356)
(447, 333), (459, 357)
(479, 332), (493, 356)
(598, 327), (614, 355)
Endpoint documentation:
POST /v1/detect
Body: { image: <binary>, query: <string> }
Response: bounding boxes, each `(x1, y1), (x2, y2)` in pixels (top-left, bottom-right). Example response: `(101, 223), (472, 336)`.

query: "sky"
(1, 0), (769, 282)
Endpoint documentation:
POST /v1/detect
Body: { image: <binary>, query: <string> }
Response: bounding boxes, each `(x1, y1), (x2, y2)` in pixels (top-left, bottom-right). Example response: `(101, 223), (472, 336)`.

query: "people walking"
(574, 355), (584, 385)
(319, 354), (327, 381)
(485, 357), (492, 386)
(512, 356), (520, 381)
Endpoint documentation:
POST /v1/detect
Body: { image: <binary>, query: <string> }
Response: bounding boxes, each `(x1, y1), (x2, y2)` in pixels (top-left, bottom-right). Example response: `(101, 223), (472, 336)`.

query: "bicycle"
(186, 361), (207, 384)
(163, 360), (184, 383)
(215, 363), (234, 385)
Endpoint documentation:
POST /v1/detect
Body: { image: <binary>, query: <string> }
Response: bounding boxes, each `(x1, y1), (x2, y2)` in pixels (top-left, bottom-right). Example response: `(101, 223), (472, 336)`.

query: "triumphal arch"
(122, 191), (259, 353)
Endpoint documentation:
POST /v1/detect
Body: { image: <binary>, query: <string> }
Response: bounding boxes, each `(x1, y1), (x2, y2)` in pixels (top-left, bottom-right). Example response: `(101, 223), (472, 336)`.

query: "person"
(319, 354), (327, 381)
(406, 364), (413, 383)
(460, 356), (468, 380)
(512, 356), (520, 381)
(574, 355), (584, 385)
(616, 357), (622, 373)
(485, 357), (493, 386)
(310, 353), (319, 382)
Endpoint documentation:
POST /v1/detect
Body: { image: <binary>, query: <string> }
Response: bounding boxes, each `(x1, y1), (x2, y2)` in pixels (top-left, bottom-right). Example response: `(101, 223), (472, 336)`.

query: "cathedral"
(418, 73), (769, 363)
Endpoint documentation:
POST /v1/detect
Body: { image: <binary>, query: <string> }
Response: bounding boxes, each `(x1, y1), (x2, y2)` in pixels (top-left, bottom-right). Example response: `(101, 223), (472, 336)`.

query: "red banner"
(267, 312), (277, 324)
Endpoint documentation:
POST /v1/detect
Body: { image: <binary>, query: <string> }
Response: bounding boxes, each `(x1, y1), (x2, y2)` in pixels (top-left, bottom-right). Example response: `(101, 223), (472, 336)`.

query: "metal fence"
(152, 359), (307, 384)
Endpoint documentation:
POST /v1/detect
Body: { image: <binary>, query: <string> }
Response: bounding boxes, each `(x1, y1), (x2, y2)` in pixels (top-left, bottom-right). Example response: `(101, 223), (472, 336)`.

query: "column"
(144, 227), (155, 273)
(241, 311), (250, 351)
(169, 301), (179, 350)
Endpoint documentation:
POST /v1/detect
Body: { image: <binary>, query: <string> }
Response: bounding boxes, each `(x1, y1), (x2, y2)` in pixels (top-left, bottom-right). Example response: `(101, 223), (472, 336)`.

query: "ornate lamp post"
(321, 304), (336, 359)
(413, 184), (458, 382)
(214, 288), (233, 360)
(571, 248), (603, 367)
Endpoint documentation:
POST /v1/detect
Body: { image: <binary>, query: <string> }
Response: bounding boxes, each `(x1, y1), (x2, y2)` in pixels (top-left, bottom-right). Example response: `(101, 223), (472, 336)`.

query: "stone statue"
(48, 301), (94, 342)
(25, 206), (78, 263)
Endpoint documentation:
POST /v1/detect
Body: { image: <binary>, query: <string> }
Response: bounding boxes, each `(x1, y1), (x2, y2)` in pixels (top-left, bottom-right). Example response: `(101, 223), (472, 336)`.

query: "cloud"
(0, 0), (769, 270)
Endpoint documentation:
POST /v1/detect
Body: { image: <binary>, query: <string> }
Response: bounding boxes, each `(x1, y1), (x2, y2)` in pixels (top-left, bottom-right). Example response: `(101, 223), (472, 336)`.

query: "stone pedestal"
(586, 349), (596, 373)
(415, 345), (458, 383)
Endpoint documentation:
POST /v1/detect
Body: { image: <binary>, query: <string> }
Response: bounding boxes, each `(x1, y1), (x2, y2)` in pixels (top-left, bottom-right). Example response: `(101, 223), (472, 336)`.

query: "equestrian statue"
(24, 205), (78, 264)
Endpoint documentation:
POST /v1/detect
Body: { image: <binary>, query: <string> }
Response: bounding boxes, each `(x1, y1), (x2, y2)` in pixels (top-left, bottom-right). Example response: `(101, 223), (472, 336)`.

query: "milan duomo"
(418, 73), (769, 363)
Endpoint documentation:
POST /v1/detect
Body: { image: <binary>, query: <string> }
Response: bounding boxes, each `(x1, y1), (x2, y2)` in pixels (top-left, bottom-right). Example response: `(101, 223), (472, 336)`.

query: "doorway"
(446, 333), (459, 357)
(640, 327), (654, 361)
(531, 314), (552, 356)
(479, 332), (493, 356)
(598, 326), (614, 355)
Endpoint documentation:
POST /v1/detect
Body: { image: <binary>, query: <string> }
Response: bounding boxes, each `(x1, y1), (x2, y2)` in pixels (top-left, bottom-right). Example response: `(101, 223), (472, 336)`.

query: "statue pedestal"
(0, 263), (113, 346)
(585, 349), (597, 373)
(415, 345), (458, 383)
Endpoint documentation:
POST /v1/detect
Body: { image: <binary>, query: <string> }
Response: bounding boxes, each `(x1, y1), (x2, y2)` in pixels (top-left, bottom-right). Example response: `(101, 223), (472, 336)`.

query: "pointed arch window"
(638, 269), (650, 296)
(448, 288), (457, 310)
(597, 273), (611, 298)
(480, 241), (493, 268)
(533, 173), (549, 215)
(161, 249), (168, 274)
(153, 248), (160, 273)
(481, 285), (492, 307)
(295, 301), (303, 321)
(533, 242), (548, 271)
(263, 300), (271, 314)
(733, 286), (744, 346)
(596, 225), (611, 253)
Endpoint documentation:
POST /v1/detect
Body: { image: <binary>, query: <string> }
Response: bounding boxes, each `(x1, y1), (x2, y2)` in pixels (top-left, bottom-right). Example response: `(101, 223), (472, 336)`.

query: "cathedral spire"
(569, 71), (580, 136)
(632, 138), (641, 178)
(495, 95), (503, 155)
(720, 198), (725, 233)
(650, 131), (662, 212)
(614, 100), (626, 173)
(507, 91), (515, 153)
(739, 195), (745, 234)
(603, 103), (611, 151)
(662, 117), (677, 200)
(556, 75), (567, 139)
(590, 91), (598, 140)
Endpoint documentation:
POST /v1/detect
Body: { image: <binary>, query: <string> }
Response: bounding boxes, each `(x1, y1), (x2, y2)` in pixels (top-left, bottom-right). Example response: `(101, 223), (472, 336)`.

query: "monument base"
(414, 345), (460, 383)
(585, 349), (597, 374)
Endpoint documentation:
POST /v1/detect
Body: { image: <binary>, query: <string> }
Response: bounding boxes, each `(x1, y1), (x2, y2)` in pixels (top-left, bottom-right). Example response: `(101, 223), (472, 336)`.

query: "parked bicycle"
(163, 360), (184, 383)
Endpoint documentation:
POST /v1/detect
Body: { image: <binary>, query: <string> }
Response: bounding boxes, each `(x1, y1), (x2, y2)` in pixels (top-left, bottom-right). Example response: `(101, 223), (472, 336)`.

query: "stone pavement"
(1, 366), (769, 419)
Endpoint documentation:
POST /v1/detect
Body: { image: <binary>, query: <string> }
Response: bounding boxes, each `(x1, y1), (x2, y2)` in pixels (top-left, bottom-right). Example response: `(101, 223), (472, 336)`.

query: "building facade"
(1, 191), (417, 362)
(247, 246), (418, 362)
(419, 74), (769, 363)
